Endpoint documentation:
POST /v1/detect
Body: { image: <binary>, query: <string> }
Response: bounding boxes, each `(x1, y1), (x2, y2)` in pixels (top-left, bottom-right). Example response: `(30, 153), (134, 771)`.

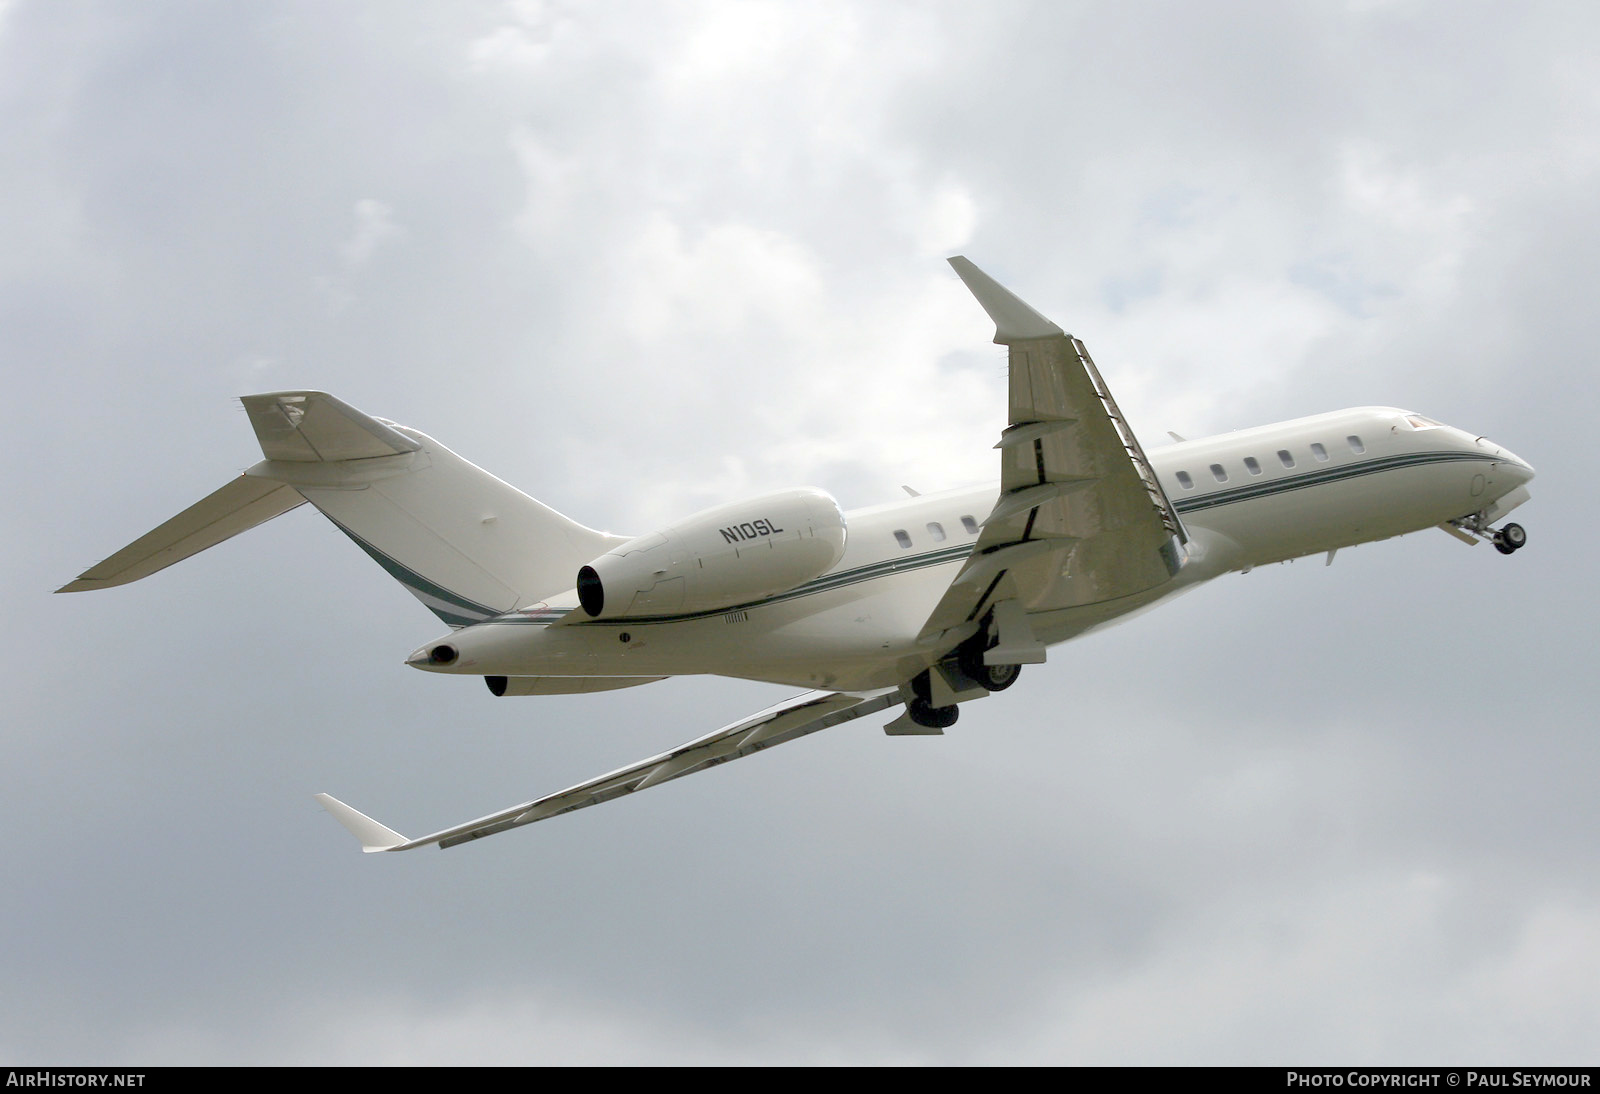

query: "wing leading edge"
(919, 258), (1186, 649)
(316, 688), (898, 851)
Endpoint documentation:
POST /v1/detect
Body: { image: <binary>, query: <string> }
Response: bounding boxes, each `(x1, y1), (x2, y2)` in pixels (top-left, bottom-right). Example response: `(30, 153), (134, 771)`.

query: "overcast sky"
(4, 0), (1597, 1065)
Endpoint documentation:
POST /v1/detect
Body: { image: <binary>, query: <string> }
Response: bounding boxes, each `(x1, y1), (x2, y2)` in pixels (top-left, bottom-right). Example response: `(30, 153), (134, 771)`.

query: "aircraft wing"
(316, 688), (899, 852)
(919, 258), (1186, 648)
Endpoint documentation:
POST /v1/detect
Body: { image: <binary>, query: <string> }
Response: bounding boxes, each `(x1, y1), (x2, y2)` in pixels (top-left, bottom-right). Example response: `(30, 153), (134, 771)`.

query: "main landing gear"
(904, 667), (961, 728)
(901, 629), (1028, 730)
(956, 630), (1022, 693)
(1449, 512), (1528, 556)
(907, 695), (960, 729)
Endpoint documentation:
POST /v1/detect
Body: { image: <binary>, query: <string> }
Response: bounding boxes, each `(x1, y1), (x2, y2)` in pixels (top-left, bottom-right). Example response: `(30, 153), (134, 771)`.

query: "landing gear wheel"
(908, 697), (960, 729)
(1499, 522), (1526, 551)
(957, 634), (1022, 692)
(977, 659), (1021, 692)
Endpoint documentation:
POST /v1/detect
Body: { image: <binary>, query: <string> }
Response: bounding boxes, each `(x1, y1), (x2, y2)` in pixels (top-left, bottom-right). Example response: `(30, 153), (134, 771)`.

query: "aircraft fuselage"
(414, 405), (1533, 691)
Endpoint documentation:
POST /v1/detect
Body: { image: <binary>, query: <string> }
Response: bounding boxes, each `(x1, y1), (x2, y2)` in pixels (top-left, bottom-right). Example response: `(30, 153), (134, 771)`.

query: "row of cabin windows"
(1173, 435), (1366, 490)
(888, 432), (1372, 545)
(893, 514), (981, 549)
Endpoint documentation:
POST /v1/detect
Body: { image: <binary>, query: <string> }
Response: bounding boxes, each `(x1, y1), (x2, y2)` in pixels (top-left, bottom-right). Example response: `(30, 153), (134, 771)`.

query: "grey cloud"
(5, 0), (1596, 1064)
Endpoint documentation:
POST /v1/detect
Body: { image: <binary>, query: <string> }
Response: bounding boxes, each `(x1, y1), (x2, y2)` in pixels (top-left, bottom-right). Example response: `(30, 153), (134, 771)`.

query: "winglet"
(314, 793), (410, 853)
(948, 256), (1065, 344)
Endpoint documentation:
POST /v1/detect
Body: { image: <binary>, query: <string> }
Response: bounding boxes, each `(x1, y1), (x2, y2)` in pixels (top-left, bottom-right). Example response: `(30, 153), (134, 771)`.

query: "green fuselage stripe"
(463, 448), (1526, 630)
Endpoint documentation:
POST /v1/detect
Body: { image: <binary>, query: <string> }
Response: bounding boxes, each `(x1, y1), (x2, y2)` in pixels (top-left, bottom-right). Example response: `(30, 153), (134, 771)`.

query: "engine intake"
(576, 564), (605, 616)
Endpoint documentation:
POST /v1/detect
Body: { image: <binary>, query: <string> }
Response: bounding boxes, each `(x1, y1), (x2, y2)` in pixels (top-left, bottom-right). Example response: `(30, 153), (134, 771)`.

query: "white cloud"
(616, 215), (825, 342)
(314, 198), (405, 311)
(468, 0), (579, 71)
(340, 198), (404, 269)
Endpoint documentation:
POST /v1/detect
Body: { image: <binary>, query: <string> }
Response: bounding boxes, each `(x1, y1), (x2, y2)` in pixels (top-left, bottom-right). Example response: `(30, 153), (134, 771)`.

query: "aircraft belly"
(1187, 459), (1486, 566)
(717, 574), (953, 689)
(438, 562), (960, 690)
(1027, 581), (1192, 648)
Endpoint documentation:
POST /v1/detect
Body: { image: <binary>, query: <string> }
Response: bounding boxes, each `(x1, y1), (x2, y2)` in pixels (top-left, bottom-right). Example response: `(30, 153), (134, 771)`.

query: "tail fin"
(255, 392), (627, 626)
(62, 391), (626, 624)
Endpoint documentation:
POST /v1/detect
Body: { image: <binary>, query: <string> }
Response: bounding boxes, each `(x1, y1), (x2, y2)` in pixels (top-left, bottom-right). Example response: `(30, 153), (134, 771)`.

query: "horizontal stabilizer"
(314, 793), (409, 853)
(61, 388), (625, 617)
(241, 391), (420, 462)
(58, 476), (306, 593)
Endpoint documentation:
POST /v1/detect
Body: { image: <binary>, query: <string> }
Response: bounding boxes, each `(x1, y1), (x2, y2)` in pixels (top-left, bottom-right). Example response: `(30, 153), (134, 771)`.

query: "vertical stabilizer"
(63, 391), (626, 625)
(240, 393), (626, 625)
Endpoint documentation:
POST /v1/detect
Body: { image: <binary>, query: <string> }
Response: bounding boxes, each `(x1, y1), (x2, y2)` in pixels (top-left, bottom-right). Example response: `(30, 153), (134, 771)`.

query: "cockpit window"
(1405, 414), (1443, 430)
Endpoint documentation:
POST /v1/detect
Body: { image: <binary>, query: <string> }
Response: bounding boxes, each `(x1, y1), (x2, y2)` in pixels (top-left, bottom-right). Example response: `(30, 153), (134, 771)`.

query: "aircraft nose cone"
(1495, 444), (1535, 484)
(1472, 433), (1534, 485)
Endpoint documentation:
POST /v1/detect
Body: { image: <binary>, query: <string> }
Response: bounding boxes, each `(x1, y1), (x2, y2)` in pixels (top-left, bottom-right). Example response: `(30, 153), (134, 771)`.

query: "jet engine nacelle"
(575, 488), (847, 619)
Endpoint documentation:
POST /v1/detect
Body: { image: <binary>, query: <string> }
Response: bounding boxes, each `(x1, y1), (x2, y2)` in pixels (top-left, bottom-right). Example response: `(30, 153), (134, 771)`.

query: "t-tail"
(58, 391), (625, 625)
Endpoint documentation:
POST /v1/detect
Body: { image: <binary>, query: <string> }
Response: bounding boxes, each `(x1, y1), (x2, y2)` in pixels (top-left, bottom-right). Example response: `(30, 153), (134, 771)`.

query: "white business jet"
(60, 259), (1535, 852)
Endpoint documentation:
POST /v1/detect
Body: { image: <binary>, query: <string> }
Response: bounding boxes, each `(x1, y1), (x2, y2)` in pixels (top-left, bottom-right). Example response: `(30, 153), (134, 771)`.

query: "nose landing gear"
(1493, 522), (1527, 555)
(1448, 512), (1528, 556)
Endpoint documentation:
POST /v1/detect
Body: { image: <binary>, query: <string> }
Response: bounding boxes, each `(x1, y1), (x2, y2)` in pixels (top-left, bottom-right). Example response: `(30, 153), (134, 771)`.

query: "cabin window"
(926, 521), (946, 542)
(1278, 449), (1295, 468)
(1347, 435), (1365, 454)
(961, 515), (979, 535)
(1311, 442), (1329, 462)
(894, 529), (912, 549)
(1243, 456), (1262, 476)
(1175, 470), (1194, 490)
(1210, 463), (1228, 483)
